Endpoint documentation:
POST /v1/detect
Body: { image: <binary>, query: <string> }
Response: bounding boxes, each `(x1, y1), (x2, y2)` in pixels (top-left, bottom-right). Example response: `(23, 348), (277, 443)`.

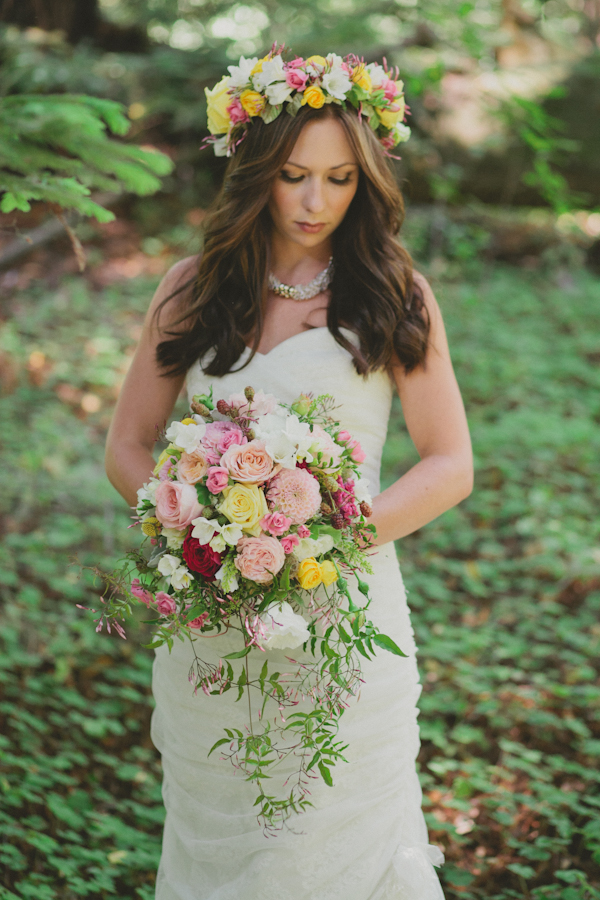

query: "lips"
(296, 221), (326, 234)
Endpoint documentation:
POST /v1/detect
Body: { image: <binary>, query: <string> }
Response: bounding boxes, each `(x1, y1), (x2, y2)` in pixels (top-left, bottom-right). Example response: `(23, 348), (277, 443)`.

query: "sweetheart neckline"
(244, 326), (354, 359)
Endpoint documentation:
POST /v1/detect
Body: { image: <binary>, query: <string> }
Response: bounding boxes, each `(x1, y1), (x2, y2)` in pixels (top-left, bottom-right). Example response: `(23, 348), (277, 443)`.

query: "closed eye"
(279, 172), (354, 185)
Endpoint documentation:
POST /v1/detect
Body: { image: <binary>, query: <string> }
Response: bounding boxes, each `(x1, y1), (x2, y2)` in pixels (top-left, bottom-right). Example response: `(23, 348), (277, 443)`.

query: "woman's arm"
(368, 272), (473, 545)
(105, 257), (197, 507)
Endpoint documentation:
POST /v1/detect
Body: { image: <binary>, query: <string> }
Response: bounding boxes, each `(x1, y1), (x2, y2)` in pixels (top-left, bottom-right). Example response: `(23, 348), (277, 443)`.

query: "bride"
(105, 51), (472, 900)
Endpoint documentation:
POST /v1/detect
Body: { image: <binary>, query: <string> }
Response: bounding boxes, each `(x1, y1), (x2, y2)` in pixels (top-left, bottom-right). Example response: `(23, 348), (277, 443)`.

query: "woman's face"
(268, 116), (359, 252)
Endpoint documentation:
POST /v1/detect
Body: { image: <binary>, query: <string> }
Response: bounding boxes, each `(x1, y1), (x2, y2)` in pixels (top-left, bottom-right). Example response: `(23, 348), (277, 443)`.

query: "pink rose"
(260, 511), (292, 536)
(220, 440), (275, 484)
(381, 77), (399, 101)
(337, 430), (352, 443)
(287, 56), (306, 68)
(202, 422), (247, 464)
(348, 439), (366, 464)
(178, 448), (209, 484)
(130, 578), (153, 606)
(234, 534), (286, 585)
(206, 466), (230, 494)
(280, 533), (300, 554)
(226, 97), (250, 125)
(297, 524), (311, 538)
(286, 69), (308, 90)
(155, 481), (203, 531)
(155, 591), (177, 616)
(188, 612), (209, 629)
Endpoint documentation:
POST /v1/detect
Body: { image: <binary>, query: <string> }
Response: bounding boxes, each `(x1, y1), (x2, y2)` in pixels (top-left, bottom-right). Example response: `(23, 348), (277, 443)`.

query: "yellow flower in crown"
(306, 55), (327, 67)
(302, 85), (325, 109)
(250, 55), (270, 76)
(204, 76), (232, 135)
(240, 89), (266, 117)
(352, 64), (372, 92)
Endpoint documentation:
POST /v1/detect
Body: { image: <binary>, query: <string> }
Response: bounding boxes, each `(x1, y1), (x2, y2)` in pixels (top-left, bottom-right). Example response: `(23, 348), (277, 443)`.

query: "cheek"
(269, 182), (296, 222)
(331, 183), (358, 221)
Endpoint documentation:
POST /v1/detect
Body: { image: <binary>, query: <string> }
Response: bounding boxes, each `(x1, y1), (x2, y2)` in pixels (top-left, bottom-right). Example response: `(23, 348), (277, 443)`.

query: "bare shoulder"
(412, 269), (442, 320)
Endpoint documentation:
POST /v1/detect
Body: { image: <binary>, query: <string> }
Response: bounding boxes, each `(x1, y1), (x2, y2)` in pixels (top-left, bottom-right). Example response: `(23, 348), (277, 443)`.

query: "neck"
(270, 231), (332, 282)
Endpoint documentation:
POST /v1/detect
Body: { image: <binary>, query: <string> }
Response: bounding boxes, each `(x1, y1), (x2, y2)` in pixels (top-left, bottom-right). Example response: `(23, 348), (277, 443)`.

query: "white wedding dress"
(151, 327), (445, 900)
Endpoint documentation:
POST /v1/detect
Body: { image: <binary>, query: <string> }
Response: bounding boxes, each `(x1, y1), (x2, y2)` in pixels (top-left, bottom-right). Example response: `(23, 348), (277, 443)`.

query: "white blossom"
(157, 554), (182, 578)
(353, 477), (372, 505)
(253, 54), (286, 90)
(293, 534), (335, 561)
(227, 56), (258, 87)
(254, 413), (314, 469)
(164, 420), (206, 454)
(137, 480), (158, 507)
(213, 135), (229, 157)
(163, 527), (186, 550)
(367, 63), (387, 87)
(191, 517), (243, 547)
(215, 564), (239, 593)
(170, 566), (192, 591)
(265, 80), (293, 106)
(393, 123), (411, 143)
(258, 601), (310, 650)
(322, 68), (353, 101)
(191, 516), (219, 545)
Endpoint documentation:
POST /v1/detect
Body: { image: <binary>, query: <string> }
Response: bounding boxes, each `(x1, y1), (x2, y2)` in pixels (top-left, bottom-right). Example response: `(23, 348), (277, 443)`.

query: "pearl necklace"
(268, 257), (333, 301)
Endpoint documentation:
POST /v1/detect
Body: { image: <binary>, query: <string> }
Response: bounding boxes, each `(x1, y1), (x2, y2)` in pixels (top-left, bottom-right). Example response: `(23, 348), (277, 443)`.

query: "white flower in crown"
(393, 123), (411, 143)
(253, 54), (286, 90)
(212, 135), (229, 157)
(266, 80), (293, 106)
(367, 63), (388, 87)
(227, 56), (258, 87)
(322, 67), (353, 102)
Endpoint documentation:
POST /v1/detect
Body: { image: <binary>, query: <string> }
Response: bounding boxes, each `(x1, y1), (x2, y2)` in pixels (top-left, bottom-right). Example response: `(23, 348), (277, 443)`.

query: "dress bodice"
(185, 327), (394, 496)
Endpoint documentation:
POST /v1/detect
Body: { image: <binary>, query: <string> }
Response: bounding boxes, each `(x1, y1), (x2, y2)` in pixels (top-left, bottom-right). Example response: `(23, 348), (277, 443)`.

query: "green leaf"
(261, 103), (282, 124)
(208, 737), (232, 757)
(223, 646), (251, 659)
(195, 484), (210, 506)
(372, 634), (407, 657)
(318, 761), (334, 786)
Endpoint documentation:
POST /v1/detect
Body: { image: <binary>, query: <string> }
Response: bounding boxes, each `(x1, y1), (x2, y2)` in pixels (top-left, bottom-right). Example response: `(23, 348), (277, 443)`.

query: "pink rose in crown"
(280, 533), (300, 554)
(226, 97), (250, 125)
(235, 535), (286, 584)
(155, 481), (203, 531)
(260, 511), (292, 536)
(381, 77), (399, 101)
(267, 467), (321, 525)
(286, 69), (308, 91)
(206, 466), (230, 494)
(131, 578), (153, 606)
(155, 592), (177, 616)
(220, 440), (275, 484)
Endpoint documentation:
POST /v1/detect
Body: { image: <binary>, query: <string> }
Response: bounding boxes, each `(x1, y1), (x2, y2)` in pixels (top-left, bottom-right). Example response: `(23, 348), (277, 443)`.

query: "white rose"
(293, 534), (335, 561)
(157, 554), (182, 578)
(170, 566), (192, 591)
(227, 56), (258, 87)
(322, 68), (353, 101)
(164, 420), (206, 454)
(163, 527), (186, 550)
(353, 477), (372, 505)
(258, 601), (310, 650)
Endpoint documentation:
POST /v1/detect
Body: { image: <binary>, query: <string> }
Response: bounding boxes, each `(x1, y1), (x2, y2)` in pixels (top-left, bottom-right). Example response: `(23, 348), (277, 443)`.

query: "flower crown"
(204, 48), (411, 158)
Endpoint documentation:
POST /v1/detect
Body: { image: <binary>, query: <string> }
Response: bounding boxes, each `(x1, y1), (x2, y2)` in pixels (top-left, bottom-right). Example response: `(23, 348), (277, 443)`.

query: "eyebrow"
(284, 161), (358, 170)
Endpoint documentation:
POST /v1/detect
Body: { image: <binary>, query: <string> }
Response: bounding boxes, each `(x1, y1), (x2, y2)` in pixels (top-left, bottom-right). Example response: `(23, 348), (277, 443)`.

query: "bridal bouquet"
(91, 386), (405, 831)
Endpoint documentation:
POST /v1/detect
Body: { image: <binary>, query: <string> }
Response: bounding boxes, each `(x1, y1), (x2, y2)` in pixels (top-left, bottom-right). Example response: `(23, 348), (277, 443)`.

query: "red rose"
(182, 532), (223, 579)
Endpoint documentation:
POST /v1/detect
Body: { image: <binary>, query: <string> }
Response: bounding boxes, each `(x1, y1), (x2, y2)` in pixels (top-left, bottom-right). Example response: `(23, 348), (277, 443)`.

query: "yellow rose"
(205, 76), (232, 135)
(352, 65), (372, 92)
(320, 560), (339, 587)
(141, 516), (161, 537)
(377, 96), (405, 129)
(297, 557), (323, 591)
(306, 55), (327, 67)
(219, 483), (268, 536)
(240, 89), (266, 117)
(153, 447), (176, 476)
(301, 85), (325, 109)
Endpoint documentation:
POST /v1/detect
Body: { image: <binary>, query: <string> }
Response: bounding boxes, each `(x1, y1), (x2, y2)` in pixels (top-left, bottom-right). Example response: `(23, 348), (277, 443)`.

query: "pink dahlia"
(267, 467), (321, 525)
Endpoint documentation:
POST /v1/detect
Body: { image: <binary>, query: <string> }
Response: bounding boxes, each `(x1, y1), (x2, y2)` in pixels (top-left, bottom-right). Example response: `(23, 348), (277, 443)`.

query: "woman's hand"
(104, 257), (197, 507)
(367, 272), (473, 545)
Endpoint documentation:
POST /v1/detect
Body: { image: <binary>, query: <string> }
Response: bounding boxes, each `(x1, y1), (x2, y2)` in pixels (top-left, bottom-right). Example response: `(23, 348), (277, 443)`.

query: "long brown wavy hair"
(156, 102), (429, 377)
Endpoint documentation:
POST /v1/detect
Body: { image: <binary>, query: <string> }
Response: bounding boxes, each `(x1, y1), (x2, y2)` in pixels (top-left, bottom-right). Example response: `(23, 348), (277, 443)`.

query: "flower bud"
(244, 386), (255, 402)
(192, 392), (214, 410)
(191, 400), (211, 417)
(216, 399), (231, 416)
(331, 512), (345, 530)
(291, 393), (312, 416)
(359, 501), (372, 518)
(320, 501), (333, 516)
(322, 476), (340, 493)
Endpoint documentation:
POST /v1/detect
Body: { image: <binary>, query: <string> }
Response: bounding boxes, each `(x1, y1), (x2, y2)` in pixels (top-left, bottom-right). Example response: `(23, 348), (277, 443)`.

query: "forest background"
(1, 0), (600, 898)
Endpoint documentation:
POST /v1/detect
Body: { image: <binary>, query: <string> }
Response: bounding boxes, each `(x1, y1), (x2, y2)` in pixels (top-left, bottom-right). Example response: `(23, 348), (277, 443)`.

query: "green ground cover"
(0, 258), (599, 899)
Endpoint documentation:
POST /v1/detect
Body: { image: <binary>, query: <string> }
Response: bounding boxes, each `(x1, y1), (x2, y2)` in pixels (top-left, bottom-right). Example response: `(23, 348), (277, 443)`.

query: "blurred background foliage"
(1, 1), (600, 899)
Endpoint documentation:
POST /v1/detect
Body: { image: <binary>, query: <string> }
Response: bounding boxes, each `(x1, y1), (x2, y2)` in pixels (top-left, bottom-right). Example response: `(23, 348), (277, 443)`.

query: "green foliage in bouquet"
(0, 93), (173, 220)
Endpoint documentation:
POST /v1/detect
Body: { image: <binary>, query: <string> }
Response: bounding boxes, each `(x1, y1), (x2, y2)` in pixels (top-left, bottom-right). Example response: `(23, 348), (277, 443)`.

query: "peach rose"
(178, 448), (209, 484)
(235, 534), (286, 584)
(155, 481), (203, 531)
(220, 440), (275, 484)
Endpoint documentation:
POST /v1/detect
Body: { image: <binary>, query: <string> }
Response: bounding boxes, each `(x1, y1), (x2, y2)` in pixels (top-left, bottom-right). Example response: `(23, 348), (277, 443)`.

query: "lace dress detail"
(151, 328), (445, 899)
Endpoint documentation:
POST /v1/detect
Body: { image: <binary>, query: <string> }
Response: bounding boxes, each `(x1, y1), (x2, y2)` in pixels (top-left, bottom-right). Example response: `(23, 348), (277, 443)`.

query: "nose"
(302, 176), (326, 215)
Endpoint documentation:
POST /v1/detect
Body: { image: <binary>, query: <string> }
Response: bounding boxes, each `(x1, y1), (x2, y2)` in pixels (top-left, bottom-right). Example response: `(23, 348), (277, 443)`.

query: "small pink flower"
(287, 56), (306, 68)
(130, 578), (153, 606)
(202, 422), (247, 464)
(206, 466), (230, 494)
(280, 533), (299, 554)
(337, 430), (352, 443)
(188, 612), (209, 629)
(260, 511), (292, 536)
(297, 524), (311, 539)
(348, 439), (366, 464)
(226, 97), (250, 125)
(286, 69), (308, 90)
(158, 458), (176, 481)
(381, 77), (399, 101)
(156, 592), (177, 616)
